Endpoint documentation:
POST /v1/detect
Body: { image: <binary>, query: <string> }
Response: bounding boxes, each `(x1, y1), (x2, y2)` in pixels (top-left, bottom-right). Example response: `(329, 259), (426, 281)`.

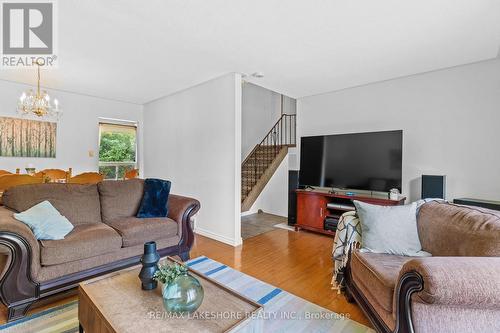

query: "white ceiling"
(1, 0), (499, 104)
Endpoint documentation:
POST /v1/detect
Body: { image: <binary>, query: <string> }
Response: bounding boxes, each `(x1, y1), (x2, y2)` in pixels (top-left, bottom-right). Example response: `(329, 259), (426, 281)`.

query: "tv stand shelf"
(295, 189), (406, 236)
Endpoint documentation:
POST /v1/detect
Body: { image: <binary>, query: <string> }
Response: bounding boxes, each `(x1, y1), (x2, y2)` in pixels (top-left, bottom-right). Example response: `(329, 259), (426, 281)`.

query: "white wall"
(241, 83), (296, 159)
(246, 154), (289, 217)
(297, 59), (500, 202)
(0, 80), (143, 175)
(143, 73), (242, 246)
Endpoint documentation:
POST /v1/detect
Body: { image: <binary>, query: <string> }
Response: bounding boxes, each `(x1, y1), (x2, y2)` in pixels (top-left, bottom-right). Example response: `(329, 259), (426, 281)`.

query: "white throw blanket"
(331, 211), (361, 292)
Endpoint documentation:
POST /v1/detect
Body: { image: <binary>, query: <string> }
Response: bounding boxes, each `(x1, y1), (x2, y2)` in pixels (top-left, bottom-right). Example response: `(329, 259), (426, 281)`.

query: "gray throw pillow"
(353, 200), (430, 257)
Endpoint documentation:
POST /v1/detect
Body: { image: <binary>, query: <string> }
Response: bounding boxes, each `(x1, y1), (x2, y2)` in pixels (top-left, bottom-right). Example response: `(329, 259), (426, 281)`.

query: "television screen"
(299, 130), (402, 192)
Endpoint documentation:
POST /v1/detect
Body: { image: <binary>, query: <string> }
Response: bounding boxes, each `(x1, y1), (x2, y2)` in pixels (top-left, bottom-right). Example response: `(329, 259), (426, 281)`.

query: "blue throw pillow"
(137, 179), (171, 218)
(14, 200), (74, 240)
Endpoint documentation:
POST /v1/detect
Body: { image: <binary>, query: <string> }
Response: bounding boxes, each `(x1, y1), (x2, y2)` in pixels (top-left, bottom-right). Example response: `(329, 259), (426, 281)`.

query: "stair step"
(241, 148), (283, 196)
(242, 173), (268, 179)
(244, 157), (276, 162)
(241, 168), (267, 177)
(242, 182), (255, 187)
(243, 159), (274, 165)
(243, 166), (270, 170)
(242, 169), (265, 174)
(253, 150), (280, 154)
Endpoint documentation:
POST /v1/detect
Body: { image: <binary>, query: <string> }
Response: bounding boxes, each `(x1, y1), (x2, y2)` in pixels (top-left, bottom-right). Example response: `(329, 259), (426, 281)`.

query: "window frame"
(98, 118), (139, 180)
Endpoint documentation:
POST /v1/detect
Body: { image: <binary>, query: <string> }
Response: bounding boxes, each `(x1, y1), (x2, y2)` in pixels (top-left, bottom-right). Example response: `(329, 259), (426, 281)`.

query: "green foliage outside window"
(99, 130), (136, 179)
(99, 132), (136, 162)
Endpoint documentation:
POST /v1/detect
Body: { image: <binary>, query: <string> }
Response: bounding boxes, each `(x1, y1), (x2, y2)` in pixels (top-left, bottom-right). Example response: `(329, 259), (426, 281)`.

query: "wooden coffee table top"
(78, 257), (262, 333)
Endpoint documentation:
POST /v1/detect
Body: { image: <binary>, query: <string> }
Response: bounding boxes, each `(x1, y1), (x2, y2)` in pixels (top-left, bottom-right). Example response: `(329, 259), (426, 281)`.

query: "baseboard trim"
(194, 227), (241, 247)
(241, 210), (288, 218)
(241, 209), (258, 216)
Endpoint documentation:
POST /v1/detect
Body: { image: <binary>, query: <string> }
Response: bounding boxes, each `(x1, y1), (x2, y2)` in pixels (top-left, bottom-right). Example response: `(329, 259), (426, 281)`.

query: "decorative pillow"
(14, 200), (74, 240)
(137, 179), (171, 218)
(353, 200), (430, 257)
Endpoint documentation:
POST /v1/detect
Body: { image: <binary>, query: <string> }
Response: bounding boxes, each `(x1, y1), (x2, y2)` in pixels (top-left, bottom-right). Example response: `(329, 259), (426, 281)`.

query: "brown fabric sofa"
(345, 201), (500, 333)
(0, 179), (200, 322)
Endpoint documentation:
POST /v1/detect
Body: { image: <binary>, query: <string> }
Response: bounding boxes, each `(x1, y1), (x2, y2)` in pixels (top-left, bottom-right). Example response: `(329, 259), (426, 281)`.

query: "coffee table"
(78, 257), (263, 332)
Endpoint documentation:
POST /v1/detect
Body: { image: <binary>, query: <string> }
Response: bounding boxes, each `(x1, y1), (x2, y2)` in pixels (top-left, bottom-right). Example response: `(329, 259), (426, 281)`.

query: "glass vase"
(162, 273), (204, 314)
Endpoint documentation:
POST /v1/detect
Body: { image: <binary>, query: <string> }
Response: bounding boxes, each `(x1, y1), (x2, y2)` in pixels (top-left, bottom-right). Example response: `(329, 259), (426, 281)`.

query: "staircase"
(241, 114), (296, 212)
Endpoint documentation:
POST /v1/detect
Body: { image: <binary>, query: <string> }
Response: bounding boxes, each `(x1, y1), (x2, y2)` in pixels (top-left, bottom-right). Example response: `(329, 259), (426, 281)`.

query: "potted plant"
(153, 262), (204, 314)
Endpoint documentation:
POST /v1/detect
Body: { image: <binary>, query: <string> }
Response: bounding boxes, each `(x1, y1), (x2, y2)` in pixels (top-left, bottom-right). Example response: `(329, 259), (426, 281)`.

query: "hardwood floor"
(0, 229), (370, 328)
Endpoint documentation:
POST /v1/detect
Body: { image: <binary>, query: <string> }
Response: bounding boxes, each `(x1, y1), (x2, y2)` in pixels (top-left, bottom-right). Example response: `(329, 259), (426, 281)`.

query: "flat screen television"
(299, 130), (402, 192)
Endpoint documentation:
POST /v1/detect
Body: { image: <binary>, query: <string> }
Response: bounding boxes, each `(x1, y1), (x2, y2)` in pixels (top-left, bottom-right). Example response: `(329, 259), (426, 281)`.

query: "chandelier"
(17, 60), (62, 119)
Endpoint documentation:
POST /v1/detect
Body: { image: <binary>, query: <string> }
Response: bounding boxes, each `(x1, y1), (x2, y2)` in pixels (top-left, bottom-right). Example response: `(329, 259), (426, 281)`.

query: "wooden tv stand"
(295, 189), (406, 236)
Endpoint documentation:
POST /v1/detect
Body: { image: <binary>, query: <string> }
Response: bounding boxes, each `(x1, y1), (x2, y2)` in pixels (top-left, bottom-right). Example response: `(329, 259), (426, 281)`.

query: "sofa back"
(417, 201), (500, 256)
(97, 179), (144, 223)
(3, 183), (102, 226)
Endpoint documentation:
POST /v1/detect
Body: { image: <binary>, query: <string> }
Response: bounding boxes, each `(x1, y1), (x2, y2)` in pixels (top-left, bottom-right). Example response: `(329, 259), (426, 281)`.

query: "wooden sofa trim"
(0, 232), (39, 321)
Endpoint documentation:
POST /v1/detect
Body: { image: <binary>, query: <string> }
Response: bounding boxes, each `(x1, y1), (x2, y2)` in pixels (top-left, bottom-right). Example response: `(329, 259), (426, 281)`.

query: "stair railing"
(242, 113), (296, 200)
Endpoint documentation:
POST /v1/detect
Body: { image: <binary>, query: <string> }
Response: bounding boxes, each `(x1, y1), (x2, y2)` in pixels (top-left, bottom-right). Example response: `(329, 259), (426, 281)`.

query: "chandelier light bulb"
(17, 62), (62, 120)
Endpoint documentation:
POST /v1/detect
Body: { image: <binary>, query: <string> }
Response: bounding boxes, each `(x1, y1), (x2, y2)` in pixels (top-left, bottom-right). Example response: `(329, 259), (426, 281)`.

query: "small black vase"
(139, 241), (160, 290)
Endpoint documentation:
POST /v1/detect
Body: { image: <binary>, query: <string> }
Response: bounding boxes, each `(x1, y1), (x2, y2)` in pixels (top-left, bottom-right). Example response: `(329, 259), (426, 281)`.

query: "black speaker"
(421, 175), (446, 199)
(288, 170), (299, 225)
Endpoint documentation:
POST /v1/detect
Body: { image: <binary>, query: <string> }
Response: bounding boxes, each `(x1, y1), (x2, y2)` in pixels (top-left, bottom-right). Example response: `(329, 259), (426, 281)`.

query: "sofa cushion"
(107, 217), (178, 247)
(351, 250), (414, 312)
(36, 236), (181, 282)
(418, 201), (500, 256)
(40, 224), (122, 266)
(98, 179), (144, 223)
(3, 183), (102, 226)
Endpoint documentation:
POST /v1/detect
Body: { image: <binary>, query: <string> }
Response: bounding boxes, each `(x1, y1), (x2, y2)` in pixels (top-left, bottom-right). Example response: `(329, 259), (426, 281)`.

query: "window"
(98, 121), (137, 180)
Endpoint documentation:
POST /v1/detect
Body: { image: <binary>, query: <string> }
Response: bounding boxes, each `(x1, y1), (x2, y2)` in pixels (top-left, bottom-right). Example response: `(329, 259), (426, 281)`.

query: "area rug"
(0, 256), (373, 332)
(273, 222), (296, 231)
(0, 301), (78, 332)
(186, 256), (373, 332)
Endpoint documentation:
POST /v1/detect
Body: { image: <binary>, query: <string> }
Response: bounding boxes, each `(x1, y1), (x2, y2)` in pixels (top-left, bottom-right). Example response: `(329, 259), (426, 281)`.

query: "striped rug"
(0, 256), (373, 332)
(0, 301), (78, 333)
(186, 256), (373, 332)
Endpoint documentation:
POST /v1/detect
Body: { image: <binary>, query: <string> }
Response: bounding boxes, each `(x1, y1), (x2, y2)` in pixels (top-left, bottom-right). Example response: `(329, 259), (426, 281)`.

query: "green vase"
(162, 273), (204, 314)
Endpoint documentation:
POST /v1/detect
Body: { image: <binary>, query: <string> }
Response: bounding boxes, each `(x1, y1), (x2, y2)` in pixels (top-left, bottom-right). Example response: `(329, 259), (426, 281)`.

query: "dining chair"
(124, 168), (139, 180)
(34, 169), (72, 183)
(68, 172), (104, 184)
(0, 174), (45, 193)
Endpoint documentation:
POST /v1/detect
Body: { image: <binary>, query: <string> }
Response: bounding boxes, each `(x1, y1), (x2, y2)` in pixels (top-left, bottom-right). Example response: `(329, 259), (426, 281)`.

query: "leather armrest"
(399, 257), (500, 309)
(167, 194), (200, 224)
